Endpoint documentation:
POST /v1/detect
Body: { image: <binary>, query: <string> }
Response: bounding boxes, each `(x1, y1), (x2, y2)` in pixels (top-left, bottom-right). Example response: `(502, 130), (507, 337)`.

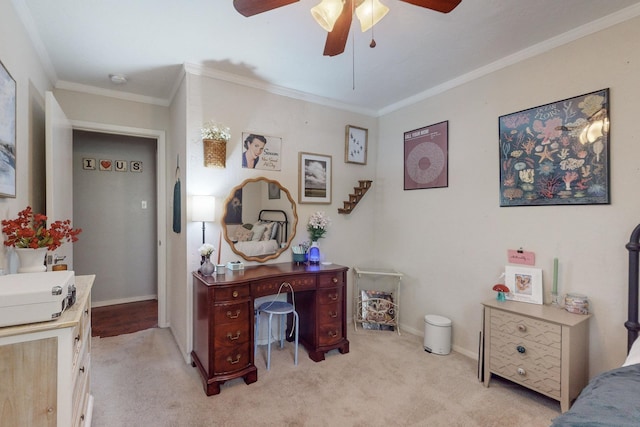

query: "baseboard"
(92, 294), (157, 308)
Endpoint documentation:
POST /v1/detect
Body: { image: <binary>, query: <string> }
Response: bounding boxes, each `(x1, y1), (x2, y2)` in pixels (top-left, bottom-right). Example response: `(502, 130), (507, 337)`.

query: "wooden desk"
(191, 263), (349, 396)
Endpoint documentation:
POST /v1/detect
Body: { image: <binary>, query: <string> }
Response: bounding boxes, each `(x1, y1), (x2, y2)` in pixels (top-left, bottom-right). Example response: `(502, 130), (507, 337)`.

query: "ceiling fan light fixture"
(311, 0), (345, 32)
(355, 0), (389, 32)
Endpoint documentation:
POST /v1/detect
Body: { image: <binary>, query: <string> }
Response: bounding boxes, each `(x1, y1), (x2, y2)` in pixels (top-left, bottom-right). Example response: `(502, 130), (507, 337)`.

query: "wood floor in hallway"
(91, 299), (158, 337)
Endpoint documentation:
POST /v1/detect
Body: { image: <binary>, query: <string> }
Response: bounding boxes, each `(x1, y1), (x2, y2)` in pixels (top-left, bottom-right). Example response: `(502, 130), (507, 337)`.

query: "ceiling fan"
(233, 0), (462, 57)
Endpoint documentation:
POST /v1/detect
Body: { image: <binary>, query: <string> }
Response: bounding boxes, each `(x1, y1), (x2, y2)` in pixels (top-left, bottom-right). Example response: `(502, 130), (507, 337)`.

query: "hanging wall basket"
(203, 139), (226, 168)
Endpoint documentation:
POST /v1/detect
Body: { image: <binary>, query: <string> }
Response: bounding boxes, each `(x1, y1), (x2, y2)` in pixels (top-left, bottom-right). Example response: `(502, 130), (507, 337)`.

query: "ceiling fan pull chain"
(369, 0), (377, 48)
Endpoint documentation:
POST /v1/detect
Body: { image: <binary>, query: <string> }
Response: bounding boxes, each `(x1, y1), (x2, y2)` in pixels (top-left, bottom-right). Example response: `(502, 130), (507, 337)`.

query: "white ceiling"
(14, 0), (640, 115)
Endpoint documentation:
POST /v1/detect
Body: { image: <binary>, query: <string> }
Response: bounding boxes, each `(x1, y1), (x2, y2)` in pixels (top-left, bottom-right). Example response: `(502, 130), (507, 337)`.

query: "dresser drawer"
(318, 303), (342, 325)
(213, 301), (252, 326)
(213, 285), (250, 302)
(318, 287), (342, 305)
(213, 342), (251, 375)
(72, 350), (91, 426)
(490, 309), (561, 348)
(318, 272), (344, 288)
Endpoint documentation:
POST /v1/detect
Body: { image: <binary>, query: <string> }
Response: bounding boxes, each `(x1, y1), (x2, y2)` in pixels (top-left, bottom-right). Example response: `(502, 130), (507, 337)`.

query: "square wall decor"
(499, 89), (609, 206)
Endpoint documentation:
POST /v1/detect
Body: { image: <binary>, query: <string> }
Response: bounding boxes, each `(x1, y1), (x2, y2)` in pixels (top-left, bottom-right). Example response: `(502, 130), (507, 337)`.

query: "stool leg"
(279, 312), (285, 348)
(294, 311), (299, 366)
(266, 312), (273, 370)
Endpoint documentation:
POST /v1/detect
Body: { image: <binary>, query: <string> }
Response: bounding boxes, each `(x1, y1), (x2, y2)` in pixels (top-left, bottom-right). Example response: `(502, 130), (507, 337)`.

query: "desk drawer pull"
(226, 309), (241, 319)
(232, 290), (239, 298)
(227, 331), (241, 341)
(518, 324), (527, 332)
(227, 354), (242, 365)
(329, 311), (338, 318)
(328, 330), (338, 338)
(328, 293), (338, 301)
(332, 277), (338, 283)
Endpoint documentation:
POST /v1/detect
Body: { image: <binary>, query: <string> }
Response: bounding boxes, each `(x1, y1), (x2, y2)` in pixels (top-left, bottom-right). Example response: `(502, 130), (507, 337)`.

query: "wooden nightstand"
(482, 299), (591, 412)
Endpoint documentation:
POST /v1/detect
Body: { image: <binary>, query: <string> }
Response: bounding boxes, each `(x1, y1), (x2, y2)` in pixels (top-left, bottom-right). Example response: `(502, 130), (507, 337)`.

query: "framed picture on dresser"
(504, 265), (543, 305)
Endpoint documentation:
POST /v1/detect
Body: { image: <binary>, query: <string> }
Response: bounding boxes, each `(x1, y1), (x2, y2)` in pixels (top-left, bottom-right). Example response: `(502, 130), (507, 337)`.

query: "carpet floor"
(91, 327), (561, 426)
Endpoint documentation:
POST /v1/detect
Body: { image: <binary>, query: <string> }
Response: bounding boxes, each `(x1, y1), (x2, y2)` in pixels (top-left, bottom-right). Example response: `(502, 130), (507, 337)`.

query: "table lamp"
(191, 195), (216, 244)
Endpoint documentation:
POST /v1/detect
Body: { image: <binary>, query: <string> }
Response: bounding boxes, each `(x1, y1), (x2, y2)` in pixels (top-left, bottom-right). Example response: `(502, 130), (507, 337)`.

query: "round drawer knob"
(517, 345), (526, 354)
(332, 277), (338, 283)
(518, 324), (527, 332)
(517, 368), (526, 376)
(232, 290), (239, 298)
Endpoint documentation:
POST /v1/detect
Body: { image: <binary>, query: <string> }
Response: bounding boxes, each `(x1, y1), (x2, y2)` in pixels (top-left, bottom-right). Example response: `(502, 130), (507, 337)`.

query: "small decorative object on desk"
(215, 264), (225, 275)
(291, 244), (307, 265)
(199, 243), (215, 276)
(492, 284), (510, 302)
(1, 206), (82, 273)
(565, 293), (589, 314)
(307, 211), (330, 265)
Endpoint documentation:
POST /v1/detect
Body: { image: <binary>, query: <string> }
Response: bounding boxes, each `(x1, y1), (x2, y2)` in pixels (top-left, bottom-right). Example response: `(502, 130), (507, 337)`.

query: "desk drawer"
(213, 301), (252, 326)
(213, 323), (251, 349)
(252, 275), (316, 294)
(318, 288), (342, 305)
(213, 343), (251, 375)
(318, 272), (344, 288)
(213, 285), (250, 302)
(318, 323), (343, 346)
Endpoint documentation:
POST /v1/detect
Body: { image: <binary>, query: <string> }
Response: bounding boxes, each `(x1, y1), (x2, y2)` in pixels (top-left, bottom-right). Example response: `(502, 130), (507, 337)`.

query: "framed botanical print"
(345, 125), (367, 165)
(0, 59), (16, 198)
(299, 152), (332, 204)
(499, 89), (610, 206)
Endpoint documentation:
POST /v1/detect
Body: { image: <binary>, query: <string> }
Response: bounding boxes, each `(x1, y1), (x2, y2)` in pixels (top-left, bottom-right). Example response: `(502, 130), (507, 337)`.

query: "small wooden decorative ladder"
(338, 180), (373, 214)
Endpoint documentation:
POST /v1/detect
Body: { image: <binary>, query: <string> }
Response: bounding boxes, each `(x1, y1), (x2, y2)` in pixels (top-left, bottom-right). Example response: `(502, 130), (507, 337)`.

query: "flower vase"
(200, 256), (215, 276)
(16, 247), (48, 273)
(307, 241), (321, 265)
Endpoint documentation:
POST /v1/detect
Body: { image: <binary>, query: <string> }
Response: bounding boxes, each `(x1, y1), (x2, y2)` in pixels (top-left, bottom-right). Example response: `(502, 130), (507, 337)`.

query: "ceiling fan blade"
(233, 0), (299, 17)
(400, 0), (461, 13)
(323, 0), (354, 57)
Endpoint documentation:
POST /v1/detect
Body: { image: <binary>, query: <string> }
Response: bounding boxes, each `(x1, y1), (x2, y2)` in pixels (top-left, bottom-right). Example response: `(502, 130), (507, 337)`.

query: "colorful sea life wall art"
(499, 89), (609, 206)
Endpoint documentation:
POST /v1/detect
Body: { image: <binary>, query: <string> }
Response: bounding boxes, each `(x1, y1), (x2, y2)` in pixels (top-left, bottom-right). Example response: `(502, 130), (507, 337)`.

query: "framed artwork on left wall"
(0, 59), (16, 198)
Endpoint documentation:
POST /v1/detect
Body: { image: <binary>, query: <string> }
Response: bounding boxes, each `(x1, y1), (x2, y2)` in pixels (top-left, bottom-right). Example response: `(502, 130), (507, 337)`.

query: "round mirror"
(222, 177), (298, 263)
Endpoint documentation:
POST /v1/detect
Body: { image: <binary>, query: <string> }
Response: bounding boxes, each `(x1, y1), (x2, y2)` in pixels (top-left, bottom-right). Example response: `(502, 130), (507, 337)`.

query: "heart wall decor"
(82, 158), (143, 173)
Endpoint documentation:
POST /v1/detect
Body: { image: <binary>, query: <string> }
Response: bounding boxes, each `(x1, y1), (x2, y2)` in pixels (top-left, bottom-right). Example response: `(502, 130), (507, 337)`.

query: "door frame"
(71, 120), (168, 328)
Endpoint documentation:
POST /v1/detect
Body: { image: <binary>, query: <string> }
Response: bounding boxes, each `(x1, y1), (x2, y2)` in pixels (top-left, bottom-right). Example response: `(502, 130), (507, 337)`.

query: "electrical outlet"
(141, 200), (147, 209)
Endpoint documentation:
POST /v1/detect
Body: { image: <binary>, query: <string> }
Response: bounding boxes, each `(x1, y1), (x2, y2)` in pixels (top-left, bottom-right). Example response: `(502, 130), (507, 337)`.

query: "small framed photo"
(299, 152), (332, 204)
(268, 182), (280, 199)
(345, 125), (367, 165)
(504, 265), (543, 305)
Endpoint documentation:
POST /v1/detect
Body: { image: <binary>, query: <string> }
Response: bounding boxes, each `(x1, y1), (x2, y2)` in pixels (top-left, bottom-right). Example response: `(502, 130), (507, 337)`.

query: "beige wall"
(0, 0), (52, 271)
(377, 16), (640, 376)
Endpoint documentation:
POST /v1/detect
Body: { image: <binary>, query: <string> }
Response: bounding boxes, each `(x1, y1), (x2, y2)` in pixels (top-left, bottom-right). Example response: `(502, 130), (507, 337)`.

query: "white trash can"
(424, 314), (452, 355)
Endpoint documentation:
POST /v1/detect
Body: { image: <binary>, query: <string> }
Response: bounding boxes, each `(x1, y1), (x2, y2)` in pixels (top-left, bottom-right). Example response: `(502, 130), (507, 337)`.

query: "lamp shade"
(311, 0), (345, 32)
(191, 195), (215, 222)
(355, 0), (389, 32)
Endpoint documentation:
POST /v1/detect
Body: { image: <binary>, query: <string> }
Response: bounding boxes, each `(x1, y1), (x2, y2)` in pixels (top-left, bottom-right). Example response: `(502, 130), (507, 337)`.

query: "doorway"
(73, 130), (157, 306)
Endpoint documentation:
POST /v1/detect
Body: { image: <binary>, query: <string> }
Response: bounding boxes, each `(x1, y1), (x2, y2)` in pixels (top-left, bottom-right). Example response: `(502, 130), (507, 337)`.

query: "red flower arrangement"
(1, 206), (82, 250)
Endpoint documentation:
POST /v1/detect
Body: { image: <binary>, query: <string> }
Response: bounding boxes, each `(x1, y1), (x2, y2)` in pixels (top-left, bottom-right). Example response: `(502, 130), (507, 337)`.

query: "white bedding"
(623, 336), (640, 366)
(233, 239), (279, 257)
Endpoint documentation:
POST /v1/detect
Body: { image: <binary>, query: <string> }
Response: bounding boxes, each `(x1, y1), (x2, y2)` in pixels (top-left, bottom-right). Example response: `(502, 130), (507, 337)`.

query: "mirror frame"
(222, 177), (298, 263)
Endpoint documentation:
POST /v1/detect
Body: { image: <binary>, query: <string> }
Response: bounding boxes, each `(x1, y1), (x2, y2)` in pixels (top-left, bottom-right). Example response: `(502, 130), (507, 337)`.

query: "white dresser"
(0, 275), (94, 426)
(482, 299), (591, 412)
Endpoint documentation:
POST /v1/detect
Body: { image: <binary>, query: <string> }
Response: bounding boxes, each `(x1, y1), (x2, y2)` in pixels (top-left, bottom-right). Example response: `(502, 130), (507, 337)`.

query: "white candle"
(552, 258), (558, 294)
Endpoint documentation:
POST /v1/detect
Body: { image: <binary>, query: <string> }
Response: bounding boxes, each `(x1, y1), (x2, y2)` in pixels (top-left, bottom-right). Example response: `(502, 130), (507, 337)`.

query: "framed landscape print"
(299, 152), (331, 204)
(499, 89), (610, 206)
(0, 59), (16, 198)
(404, 121), (448, 190)
(345, 125), (367, 165)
